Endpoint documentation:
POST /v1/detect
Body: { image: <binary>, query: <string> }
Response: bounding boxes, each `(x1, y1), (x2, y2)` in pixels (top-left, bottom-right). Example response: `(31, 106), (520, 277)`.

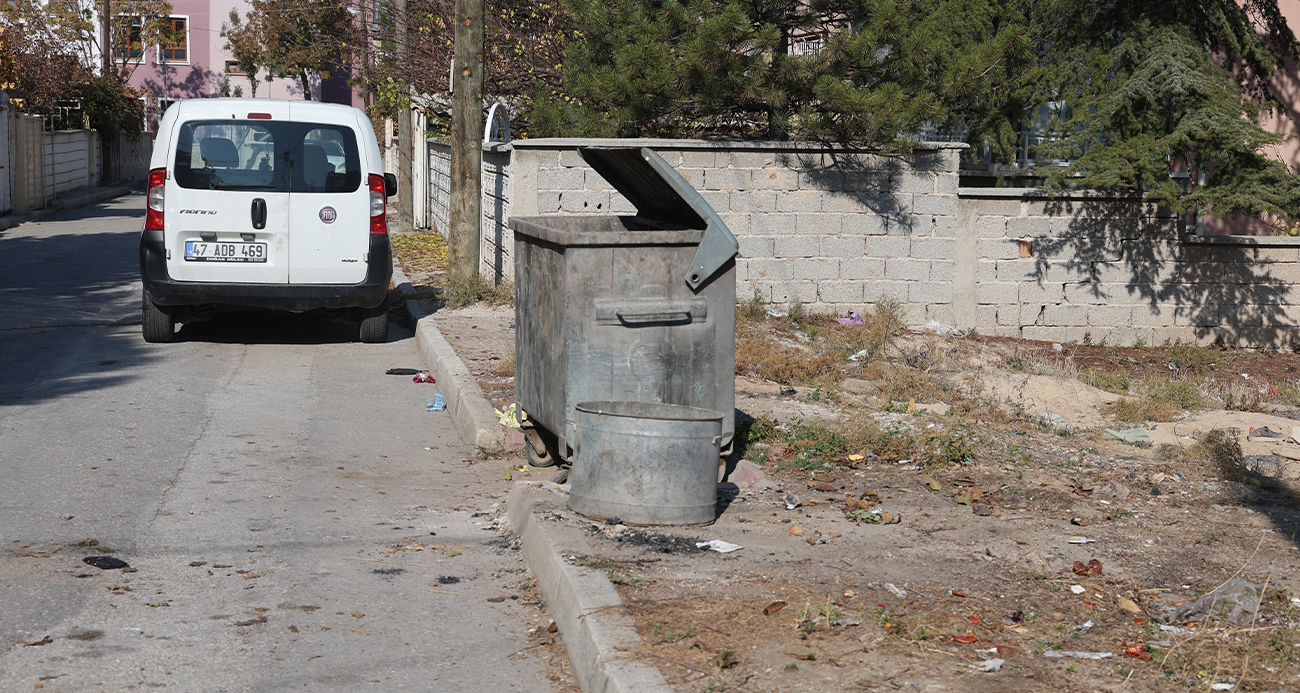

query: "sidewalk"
(0, 184), (138, 232)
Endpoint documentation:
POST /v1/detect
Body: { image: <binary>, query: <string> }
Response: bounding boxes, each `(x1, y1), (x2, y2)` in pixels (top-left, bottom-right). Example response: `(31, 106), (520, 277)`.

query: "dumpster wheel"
(522, 425), (560, 468)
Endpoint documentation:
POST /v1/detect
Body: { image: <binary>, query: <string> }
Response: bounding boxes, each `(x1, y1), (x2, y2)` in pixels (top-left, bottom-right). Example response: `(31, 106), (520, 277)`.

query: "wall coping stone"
(493, 137), (969, 153)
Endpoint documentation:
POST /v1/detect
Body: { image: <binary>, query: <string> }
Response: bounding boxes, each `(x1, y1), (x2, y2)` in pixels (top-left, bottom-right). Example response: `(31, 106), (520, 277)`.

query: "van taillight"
(145, 167), (166, 231)
(368, 174), (387, 236)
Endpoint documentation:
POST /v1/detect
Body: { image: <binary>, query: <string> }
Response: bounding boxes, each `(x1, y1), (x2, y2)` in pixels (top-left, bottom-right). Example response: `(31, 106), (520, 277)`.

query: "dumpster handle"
(615, 309), (692, 323)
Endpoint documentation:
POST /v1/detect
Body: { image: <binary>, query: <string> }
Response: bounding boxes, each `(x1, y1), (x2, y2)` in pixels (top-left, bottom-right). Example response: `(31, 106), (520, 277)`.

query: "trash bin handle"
(615, 309), (692, 323)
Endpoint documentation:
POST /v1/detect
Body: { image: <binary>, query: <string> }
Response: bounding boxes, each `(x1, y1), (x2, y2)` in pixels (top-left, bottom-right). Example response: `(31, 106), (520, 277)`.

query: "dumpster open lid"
(579, 147), (739, 290)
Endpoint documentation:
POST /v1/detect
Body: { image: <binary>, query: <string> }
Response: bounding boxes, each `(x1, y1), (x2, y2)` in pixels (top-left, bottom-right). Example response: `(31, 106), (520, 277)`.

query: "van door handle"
(251, 198), (267, 230)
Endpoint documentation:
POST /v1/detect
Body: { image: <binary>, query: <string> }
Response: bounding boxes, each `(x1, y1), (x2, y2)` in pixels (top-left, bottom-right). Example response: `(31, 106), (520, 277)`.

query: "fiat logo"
(319, 207), (337, 223)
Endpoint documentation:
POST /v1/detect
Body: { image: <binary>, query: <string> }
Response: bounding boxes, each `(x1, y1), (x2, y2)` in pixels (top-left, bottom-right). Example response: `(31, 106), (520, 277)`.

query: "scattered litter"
(1118, 597), (1143, 614)
(884, 583), (907, 599)
(921, 475), (942, 491)
(83, 556), (129, 570)
(1073, 559), (1103, 577)
(765, 309), (788, 318)
(968, 658), (1004, 672)
(426, 394), (445, 412)
(412, 371), (436, 383)
(922, 319), (958, 337)
(762, 601), (787, 615)
(1070, 517), (1088, 526)
(1043, 650), (1113, 660)
(1070, 585), (1086, 594)
(1105, 428), (1152, 445)
(836, 310), (864, 325)
(848, 348), (871, 361)
(696, 540), (743, 553)
(1067, 537), (1095, 544)
(1210, 683), (1235, 691)
(386, 368), (420, 375)
(784, 492), (801, 510)
(1076, 620), (1094, 633)
(1248, 426), (1285, 440)
(1162, 578), (1259, 626)
(494, 403), (522, 428)
(845, 509), (900, 524)
(788, 525), (803, 536)
(1160, 624), (1193, 635)
(1146, 640), (1173, 649)
(1123, 641), (1153, 660)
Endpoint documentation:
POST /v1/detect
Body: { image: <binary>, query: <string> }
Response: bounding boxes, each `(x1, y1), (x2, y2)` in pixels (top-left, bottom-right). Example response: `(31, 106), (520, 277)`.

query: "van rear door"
(285, 115), (369, 284)
(164, 105), (292, 284)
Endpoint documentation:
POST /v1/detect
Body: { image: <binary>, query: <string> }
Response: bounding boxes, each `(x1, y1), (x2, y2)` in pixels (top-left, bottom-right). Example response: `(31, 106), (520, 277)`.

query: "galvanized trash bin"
(510, 147), (738, 467)
(568, 401), (724, 526)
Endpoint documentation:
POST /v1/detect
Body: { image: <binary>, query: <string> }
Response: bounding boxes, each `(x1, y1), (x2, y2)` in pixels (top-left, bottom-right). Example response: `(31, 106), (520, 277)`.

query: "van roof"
(171, 98), (361, 119)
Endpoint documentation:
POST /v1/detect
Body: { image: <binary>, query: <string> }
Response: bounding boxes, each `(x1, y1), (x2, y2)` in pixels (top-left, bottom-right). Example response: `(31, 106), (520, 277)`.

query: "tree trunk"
(300, 73), (312, 100)
(448, 0), (484, 281)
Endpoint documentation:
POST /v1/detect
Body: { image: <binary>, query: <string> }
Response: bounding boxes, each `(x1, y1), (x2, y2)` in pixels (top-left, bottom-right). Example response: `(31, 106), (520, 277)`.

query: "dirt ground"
(419, 299), (1300, 693)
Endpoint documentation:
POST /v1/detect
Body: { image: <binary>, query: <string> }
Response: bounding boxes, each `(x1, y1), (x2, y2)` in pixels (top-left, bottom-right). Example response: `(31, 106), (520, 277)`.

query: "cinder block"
(996, 259), (1039, 283)
(864, 237), (911, 258)
(975, 304), (998, 328)
(899, 302), (928, 325)
(679, 150), (717, 168)
(704, 168), (753, 191)
(840, 171), (890, 193)
(1006, 216), (1052, 237)
(798, 169), (843, 191)
(926, 303), (955, 326)
(1063, 282), (1110, 305)
(1022, 326), (1090, 343)
(776, 190), (823, 213)
(746, 258), (795, 280)
(559, 190), (610, 213)
(976, 282), (1018, 305)
(974, 261), (998, 282)
(822, 193), (866, 214)
(796, 214), (841, 235)
(1042, 303), (1089, 326)
(912, 237), (955, 260)
(1130, 302), (1178, 327)
(865, 282), (910, 304)
(1019, 281), (1064, 303)
(885, 258), (930, 281)
(997, 305), (1023, 326)
(932, 215), (959, 238)
(821, 235), (865, 257)
(930, 261), (954, 282)
(1089, 305), (1133, 327)
(536, 191), (562, 213)
(558, 150), (585, 167)
(754, 168), (799, 190)
(751, 212), (797, 235)
(977, 216), (1009, 238)
(775, 236), (819, 258)
(793, 258), (840, 281)
(818, 281), (865, 303)
(539, 165), (585, 191)
(726, 151), (775, 169)
(896, 172), (936, 194)
(769, 281), (818, 304)
(674, 168), (701, 186)
(736, 235), (774, 259)
(909, 281), (952, 304)
(971, 198), (1023, 216)
(977, 237), (1022, 261)
(935, 174), (959, 195)
(719, 213), (750, 236)
(699, 191), (729, 214)
(840, 257), (885, 279)
(609, 193), (636, 214)
(730, 191), (778, 213)
(842, 213), (887, 236)
(913, 194), (958, 216)
(1043, 260), (1092, 283)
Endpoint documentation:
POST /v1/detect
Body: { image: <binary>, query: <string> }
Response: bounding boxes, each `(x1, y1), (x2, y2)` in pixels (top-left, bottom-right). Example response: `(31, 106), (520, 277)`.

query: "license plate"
(184, 241), (267, 263)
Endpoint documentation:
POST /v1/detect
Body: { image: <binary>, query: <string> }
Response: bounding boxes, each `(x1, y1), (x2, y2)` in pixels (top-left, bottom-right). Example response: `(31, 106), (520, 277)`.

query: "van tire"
(142, 294), (175, 343)
(359, 306), (389, 343)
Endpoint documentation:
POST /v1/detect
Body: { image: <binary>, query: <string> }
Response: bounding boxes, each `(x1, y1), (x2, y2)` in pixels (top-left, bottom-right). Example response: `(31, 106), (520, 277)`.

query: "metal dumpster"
(509, 147), (738, 466)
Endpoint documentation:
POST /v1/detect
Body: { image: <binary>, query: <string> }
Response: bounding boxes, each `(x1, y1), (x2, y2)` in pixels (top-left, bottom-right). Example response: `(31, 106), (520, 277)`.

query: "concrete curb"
(396, 265), (505, 454)
(507, 482), (673, 693)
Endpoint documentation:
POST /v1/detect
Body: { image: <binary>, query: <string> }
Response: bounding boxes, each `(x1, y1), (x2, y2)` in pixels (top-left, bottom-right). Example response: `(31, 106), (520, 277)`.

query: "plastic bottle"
(426, 394), (445, 411)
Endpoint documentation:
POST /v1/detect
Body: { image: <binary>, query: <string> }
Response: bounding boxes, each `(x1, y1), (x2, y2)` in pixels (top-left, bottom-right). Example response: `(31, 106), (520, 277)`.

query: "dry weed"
(1108, 396), (1182, 422)
(494, 354), (516, 377)
(856, 362), (950, 403)
(736, 336), (840, 385)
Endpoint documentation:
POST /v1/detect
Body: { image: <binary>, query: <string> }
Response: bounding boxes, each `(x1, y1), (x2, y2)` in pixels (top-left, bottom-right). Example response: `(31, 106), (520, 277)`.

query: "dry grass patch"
(736, 336), (841, 385)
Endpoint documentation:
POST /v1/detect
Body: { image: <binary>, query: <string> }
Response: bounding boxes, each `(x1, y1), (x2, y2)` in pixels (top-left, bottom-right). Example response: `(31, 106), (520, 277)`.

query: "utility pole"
(101, 0), (111, 75)
(396, 0), (414, 234)
(448, 0), (483, 282)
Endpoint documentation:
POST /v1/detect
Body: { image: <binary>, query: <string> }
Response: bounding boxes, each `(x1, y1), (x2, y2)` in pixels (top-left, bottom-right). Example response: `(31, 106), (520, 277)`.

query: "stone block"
(1088, 305), (1133, 327)
(840, 257), (885, 279)
(911, 237), (955, 260)
(768, 281), (818, 304)
(736, 235), (774, 259)
(754, 168), (799, 190)
(793, 258), (840, 281)
(1006, 216), (1052, 237)
(1130, 302), (1178, 327)
(977, 216), (1009, 238)
(909, 281), (952, 304)
(899, 302), (928, 324)
(746, 258), (795, 281)
(975, 304), (998, 328)
(976, 282), (1018, 305)
(822, 193), (866, 214)
(751, 212), (798, 235)
(718, 213), (750, 236)
(1063, 282), (1111, 305)
(842, 213), (887, 236)
(609, 193), (636, 214)
(697, 190), (729, 214)
(776, 190), (823, 213)
(864, 281), (910, 304)
(818, 281), (864, 303)
(673, 168), (701, 187)
(864, 237), (911, 258)
(935, 174), (959, 195)
(730, 191), (778, 213)
(1019, 281), (1064, 303)
(932, 215), (959, 238)
(977, 237), (1023, 261)
(704, 168), (753, 191)
(536, 191), (562, 213)
(926, 303), (955, 326)
(930, 261), (954, 282)
(726, 151), (776, 169)
(797, 169), (843, 192)
(971, 198), (1023, 216)
(775, 236), (819, 258)
(839, 171), (890, 193)
(1042, 303), (1090, 326)
(885, 258), (930, 281)
(820, 235), (865, 257)
(796, 214), (842, 235)
(996, 305), (1023, 326)
(558, 150), (585, 167)
(913, 194), (958, 216)
(679, 150), (717, 168)
(1022, 326), (1090, 343)
(559, 190), (610, 213)
(996, 259), (1039, 283)
(896, 172), (936, 194)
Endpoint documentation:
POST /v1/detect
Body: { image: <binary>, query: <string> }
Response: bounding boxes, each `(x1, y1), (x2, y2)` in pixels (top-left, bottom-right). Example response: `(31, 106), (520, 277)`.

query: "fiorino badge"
(319, 206), (337, 223)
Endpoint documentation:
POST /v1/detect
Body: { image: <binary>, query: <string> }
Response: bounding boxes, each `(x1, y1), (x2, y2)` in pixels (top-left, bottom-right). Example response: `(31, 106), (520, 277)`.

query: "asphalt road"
(0, 195), (558, 691)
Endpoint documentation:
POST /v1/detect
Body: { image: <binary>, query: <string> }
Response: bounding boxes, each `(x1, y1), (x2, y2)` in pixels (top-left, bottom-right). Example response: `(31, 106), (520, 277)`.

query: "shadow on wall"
(776, 149), (918, 230)
(1034, 198), (1295, 348)
(140, 67), (214, 101)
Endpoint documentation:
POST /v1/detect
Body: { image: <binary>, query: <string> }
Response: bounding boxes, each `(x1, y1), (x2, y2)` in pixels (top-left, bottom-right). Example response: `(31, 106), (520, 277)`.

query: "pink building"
(118, 0), (362, 131)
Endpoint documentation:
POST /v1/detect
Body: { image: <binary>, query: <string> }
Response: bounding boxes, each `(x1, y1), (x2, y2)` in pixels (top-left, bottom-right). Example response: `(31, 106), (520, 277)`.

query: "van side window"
(174, 121), (284, 191)
(290, 125), (361, 193)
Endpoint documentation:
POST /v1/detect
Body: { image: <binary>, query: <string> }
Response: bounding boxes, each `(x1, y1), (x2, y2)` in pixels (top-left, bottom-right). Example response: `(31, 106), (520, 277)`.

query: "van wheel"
(142, 294), (175, 343)
(359, 305), (389, 343)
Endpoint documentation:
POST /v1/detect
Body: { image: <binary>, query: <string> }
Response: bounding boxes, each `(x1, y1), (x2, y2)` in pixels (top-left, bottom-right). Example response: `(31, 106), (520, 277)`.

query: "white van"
(138, 98), (397, 343)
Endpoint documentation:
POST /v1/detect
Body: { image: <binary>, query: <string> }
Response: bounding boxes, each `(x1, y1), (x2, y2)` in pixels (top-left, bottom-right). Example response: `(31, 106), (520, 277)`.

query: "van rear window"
(173, 120), (361, 193)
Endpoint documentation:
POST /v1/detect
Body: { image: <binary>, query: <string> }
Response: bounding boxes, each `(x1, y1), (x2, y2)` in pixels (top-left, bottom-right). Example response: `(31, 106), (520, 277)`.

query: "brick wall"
(425, 137), (1300, 348)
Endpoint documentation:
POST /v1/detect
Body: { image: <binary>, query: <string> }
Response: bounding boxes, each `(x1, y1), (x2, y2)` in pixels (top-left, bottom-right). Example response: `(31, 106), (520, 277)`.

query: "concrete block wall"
(44, 130), (97, 196)
(421, 137), (1300, 348)
(428, 141), (514, 280)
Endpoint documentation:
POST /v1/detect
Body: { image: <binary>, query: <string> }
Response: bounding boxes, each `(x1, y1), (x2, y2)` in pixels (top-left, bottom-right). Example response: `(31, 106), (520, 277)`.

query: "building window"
(161, 17), (188, 63)
(269, 65), (284, 77)
(225, 61), (246, 75)
(113, 17), (143, 60)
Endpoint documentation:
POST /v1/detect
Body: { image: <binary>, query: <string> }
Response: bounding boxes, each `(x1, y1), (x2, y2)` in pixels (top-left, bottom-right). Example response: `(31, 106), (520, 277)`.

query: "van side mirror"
(384, 173), (397, 199)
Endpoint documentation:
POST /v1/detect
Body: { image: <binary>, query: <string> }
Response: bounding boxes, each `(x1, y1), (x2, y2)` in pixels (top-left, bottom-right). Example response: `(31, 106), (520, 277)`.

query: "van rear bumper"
(140, 231), (392, 313)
